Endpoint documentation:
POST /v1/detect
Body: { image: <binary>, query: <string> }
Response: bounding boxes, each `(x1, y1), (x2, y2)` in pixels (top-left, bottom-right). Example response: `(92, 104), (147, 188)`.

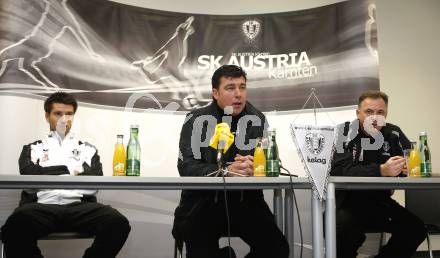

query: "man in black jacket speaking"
(331, 90), (425, 258)
(172, 65), (289, 258)
(1, 92), (130, 258)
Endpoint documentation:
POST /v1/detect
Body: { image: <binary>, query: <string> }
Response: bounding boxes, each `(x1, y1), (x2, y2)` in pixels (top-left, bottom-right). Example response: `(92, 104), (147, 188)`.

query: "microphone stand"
(206, 152), (248, 177)
(207, 144), (247, 177)
(206, 169), (248, 177)
(207, 165), (250, 177)
(206, 150), (226, 177)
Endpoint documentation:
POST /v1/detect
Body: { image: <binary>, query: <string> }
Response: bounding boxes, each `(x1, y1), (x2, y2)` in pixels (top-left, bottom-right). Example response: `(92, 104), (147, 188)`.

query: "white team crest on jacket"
(71, 149), (81, 161)
(41, 149), (49, 163)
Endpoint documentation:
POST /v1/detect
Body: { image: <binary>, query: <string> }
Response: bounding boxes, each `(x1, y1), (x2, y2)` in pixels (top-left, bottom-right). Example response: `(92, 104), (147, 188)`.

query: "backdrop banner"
(0, 0), (378, 112)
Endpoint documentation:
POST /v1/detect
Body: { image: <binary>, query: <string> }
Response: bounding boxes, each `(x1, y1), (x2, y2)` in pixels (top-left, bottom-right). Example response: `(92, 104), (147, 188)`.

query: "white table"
(0, 175), (314, 258)
(324, 176), (440, 258)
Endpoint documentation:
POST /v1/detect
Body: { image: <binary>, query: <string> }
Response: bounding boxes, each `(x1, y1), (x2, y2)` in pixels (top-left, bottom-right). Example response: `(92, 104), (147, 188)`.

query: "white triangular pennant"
(290, 124), (335, 200)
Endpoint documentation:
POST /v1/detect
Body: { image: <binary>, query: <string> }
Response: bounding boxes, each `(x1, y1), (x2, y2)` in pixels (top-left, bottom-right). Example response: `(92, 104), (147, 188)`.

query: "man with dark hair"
(211, 65), (247, 90)
(357, 90), (389, 107)
(172, 65), (289, 258)
(1, 92), (131, 258)
(331, 90), (425, 258)
(44, 91), (78, 113)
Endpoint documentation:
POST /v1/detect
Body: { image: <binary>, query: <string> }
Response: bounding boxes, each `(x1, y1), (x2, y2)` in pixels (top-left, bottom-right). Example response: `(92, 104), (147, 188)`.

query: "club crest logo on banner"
(305, 132), (325, 155)
(242, 20), (261, 41)
(291, 125), (335, 200)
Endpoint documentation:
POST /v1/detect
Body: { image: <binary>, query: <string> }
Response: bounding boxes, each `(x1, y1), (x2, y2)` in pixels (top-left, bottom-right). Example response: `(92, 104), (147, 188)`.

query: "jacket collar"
(355, 119), (391, 141)
(48, 131), (76, 145)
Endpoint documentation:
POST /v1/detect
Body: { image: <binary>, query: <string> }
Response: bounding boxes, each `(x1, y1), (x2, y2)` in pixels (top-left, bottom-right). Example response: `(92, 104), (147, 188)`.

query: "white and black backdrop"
(0, 0), (378, 111)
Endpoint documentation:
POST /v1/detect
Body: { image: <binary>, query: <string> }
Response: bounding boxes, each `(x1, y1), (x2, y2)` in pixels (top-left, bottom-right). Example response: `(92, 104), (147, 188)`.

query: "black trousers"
(175, 195), (289, 258)
(1, 201), (131, 258)
(336, 195), (426, 258)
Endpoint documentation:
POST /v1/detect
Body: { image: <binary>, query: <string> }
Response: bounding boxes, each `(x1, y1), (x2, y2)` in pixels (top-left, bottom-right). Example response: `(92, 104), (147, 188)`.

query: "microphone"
(209, 123), (234, 166)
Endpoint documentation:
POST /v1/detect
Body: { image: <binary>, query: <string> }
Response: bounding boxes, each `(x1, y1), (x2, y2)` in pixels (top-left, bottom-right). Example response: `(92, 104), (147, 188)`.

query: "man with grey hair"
(331, 90), (425, 258)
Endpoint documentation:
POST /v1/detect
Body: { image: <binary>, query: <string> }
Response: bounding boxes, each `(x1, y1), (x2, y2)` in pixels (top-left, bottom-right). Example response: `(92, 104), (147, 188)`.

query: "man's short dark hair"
(358, 90), (388, 107)
(44, 92), (78, 114)
(211, 65), (247, 89)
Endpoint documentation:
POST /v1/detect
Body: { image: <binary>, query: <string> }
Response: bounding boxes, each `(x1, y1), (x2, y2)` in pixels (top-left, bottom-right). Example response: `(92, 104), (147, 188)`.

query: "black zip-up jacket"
(173, 101), (268, 236)
(18, 140), (103, 206)
(330, 120), (411, 207)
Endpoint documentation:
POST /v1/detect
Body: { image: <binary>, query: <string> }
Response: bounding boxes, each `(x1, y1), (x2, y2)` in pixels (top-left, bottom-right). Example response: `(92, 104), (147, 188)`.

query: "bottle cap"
(117, 134), (124, 138)
(130, 125), (139, 129)
(419, 131), (427, 136)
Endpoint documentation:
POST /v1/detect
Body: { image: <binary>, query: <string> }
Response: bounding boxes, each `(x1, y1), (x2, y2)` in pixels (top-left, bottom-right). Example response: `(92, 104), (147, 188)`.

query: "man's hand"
(227, 154), (253, 176)
(380, 156), (405, 177)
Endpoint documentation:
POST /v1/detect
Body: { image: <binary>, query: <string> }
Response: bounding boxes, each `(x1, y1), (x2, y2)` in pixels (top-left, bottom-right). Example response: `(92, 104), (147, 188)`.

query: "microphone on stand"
(207, 123), (234, 176)
(217, 137), (226, 165)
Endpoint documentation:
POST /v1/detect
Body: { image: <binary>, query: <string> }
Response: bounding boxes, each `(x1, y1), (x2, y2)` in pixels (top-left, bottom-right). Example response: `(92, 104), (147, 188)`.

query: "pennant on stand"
(290, 125), (335, 200)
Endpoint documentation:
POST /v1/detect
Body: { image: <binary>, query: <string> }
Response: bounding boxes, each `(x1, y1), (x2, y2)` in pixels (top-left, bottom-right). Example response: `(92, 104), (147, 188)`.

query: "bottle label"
(421, 162), (432, 175)
(409, 166), (421, 177)
(266, 160), (280, 177)
(113, 163), (125, 176)
(126, 159), (140, 176)
(254, 164), (266, 177)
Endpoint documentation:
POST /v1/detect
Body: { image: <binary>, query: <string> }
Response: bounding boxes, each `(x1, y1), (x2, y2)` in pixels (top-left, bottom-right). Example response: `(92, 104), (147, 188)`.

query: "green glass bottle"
(126, 125), (141, 176)
(266, 129), (280, 177)
(419, 132), (431, 177)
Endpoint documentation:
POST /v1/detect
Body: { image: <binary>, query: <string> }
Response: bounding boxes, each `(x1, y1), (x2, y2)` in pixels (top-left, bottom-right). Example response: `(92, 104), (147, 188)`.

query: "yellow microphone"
(209, 123), (234, 163)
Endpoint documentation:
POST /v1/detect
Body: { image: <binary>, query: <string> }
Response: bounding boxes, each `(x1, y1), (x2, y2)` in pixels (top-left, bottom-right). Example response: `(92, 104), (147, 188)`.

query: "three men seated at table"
(0, 73), (427, 258)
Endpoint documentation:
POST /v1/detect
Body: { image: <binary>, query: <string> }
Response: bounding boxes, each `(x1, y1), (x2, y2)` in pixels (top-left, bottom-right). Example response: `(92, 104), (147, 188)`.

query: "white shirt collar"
(48, 131), (75, 145)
